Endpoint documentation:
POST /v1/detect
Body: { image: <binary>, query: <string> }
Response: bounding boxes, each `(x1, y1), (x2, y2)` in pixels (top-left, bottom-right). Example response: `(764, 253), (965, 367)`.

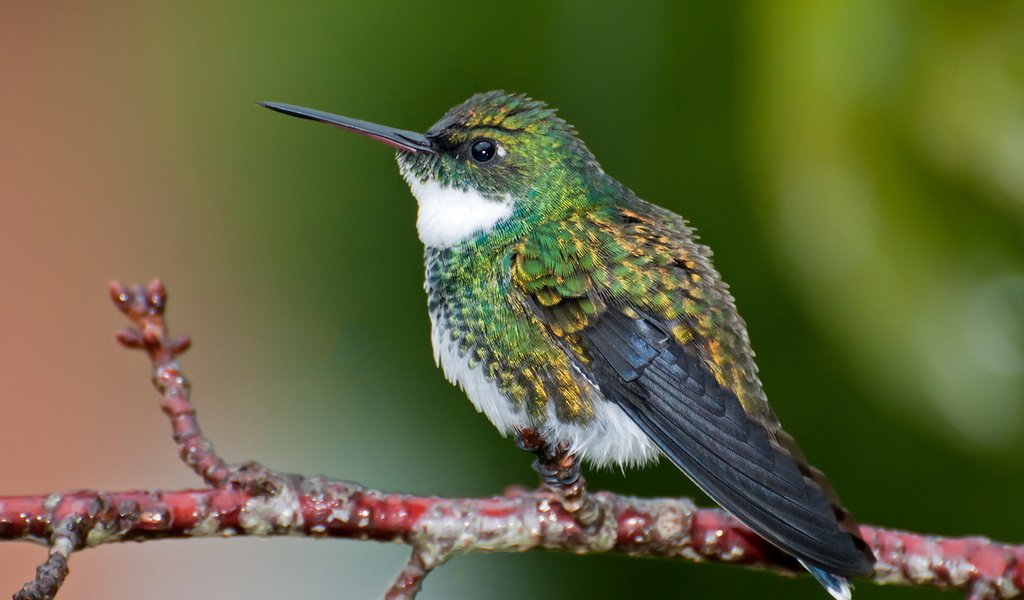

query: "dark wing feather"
(581, 309), (874, 577)
(508, 212), (873, 576)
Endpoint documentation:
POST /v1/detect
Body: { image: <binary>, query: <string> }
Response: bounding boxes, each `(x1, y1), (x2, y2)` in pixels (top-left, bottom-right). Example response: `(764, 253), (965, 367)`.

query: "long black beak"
(259, 101), (434, 154)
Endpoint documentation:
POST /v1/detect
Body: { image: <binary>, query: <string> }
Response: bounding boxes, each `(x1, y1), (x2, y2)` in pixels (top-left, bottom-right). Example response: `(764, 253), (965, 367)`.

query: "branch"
(109, 280), (229, 487)
(0, 281), (1021, 599)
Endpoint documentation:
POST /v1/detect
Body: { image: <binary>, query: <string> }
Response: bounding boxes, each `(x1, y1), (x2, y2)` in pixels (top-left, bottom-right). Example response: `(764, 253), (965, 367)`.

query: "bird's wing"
(579, 308), (872, 576)
(510, 206), (874, 577)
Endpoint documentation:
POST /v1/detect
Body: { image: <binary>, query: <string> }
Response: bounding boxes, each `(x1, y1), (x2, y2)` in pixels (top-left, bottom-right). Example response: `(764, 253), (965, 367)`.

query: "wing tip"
(801, 560), (853, 600)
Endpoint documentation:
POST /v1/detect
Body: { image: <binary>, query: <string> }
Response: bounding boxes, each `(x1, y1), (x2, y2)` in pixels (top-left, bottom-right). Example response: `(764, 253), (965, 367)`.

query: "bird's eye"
(470, 139), (497, 163)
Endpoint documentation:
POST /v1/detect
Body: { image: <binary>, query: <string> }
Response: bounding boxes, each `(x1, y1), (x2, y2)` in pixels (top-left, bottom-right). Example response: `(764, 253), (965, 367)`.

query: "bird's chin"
(396, 151), (442, 189)
(396, 154), (423, 184)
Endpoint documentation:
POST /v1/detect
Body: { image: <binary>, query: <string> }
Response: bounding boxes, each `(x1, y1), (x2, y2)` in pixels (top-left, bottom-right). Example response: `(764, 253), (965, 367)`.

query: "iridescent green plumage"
(262, 91), (876, 598)
(413, 92), (766, 427)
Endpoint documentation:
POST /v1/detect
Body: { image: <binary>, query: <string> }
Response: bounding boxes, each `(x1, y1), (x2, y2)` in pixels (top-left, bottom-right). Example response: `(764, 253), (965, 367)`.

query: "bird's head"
(261, 91), (601, 248)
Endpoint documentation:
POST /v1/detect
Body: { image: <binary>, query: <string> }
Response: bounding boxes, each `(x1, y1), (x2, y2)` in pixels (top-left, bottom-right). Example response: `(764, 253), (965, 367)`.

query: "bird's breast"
(424, 251), (659, 469)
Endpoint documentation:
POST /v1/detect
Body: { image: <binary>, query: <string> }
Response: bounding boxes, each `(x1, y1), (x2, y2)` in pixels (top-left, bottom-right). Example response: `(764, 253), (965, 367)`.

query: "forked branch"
(1, 281), (1021, 599)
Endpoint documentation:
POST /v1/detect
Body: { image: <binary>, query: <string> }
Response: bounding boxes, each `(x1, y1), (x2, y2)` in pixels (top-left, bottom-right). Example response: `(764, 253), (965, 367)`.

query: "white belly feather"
(429, 314), (659, 469)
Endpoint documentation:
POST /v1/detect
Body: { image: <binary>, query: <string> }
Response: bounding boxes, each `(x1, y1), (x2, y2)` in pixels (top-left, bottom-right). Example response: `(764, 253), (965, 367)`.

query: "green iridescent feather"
(416, 92), (770, 429)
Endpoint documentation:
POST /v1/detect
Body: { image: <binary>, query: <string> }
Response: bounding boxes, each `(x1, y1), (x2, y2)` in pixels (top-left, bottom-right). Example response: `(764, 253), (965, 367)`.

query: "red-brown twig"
(110, 280), (229, 488)
(3, 482), (1023, 598)
(0, 280), (1022, 599)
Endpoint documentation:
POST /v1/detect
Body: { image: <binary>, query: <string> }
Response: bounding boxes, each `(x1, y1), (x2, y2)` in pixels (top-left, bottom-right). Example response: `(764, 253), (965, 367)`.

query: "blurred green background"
(2, 1), (1022, 598)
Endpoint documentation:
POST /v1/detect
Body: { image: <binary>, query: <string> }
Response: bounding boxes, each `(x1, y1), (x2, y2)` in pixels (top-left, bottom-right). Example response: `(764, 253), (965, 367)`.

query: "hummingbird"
(260, 91), (875, 598)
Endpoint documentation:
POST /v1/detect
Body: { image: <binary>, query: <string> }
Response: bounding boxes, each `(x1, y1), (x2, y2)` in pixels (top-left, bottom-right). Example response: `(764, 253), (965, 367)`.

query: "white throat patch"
(403, 176), (513, 248)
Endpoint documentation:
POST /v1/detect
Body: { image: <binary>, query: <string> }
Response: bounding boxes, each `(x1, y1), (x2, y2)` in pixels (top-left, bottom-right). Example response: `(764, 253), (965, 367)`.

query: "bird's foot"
(546, 477), (602, 528)
(531, 455), (580, 487)
(516, 429), (602, 528)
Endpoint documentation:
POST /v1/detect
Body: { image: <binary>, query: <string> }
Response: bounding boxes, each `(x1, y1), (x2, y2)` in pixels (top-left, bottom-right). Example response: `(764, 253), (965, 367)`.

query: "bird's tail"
(800, 560), (853, 600)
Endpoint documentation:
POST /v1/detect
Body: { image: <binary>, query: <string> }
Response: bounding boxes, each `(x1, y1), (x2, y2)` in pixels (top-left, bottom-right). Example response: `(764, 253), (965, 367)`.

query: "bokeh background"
(2, 2), (1022, 598)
